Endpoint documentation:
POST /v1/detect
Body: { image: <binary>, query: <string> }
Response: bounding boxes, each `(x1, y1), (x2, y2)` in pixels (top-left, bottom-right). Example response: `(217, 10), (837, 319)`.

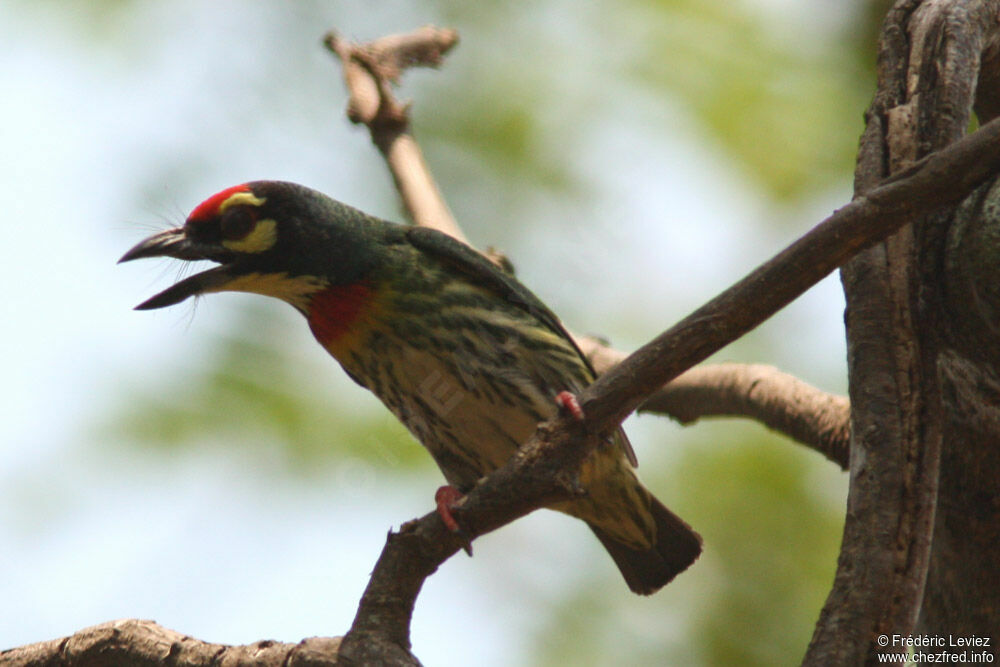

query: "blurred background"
(1, 1), (886, 664)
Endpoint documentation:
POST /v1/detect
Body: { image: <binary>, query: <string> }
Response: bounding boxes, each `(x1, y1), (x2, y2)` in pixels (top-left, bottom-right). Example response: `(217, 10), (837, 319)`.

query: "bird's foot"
(555, 390), (585, 421)
(435, 485), (473, 556)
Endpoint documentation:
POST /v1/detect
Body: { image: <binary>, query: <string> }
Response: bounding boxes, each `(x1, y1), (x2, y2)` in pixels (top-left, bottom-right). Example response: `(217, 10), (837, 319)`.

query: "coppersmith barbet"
(120, 181), (702, 594)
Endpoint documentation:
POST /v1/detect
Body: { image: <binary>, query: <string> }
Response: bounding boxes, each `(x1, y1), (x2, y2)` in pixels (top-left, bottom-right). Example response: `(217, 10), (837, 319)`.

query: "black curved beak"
(119, 228), (236, 310)
(119, 227), (194, 263)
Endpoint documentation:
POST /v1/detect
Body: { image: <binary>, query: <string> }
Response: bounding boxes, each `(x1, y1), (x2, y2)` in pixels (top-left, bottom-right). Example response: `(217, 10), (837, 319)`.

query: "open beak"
(118, 228), (236, 310)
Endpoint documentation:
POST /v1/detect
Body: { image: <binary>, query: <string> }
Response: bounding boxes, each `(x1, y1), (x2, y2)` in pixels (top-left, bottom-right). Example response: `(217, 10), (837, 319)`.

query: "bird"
(119, 180), (702, 594)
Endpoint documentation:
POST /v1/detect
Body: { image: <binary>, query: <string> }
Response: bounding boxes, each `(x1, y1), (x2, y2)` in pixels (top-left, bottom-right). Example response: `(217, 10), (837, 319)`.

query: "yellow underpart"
(218, 191), (266, 213)
(222, 218), (278, 253)
(204, 271), (327, 310)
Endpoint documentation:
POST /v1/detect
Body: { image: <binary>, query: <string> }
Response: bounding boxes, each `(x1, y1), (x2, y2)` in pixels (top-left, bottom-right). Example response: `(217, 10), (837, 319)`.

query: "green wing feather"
(403, 226), (638, 467)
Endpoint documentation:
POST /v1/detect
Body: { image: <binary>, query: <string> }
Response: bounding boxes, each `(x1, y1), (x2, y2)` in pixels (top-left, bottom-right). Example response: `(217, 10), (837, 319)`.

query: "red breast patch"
(189, 183), (251, 222)
(307, 282), (376, 349)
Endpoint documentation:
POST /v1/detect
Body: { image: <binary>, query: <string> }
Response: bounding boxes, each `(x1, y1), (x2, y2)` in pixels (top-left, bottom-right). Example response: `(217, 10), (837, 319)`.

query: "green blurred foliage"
(530, 425), (844, 666)
(102, 0), (875, 469)
(88, 0), (884, 663)
(623, 0), (869, 199)
(684, 434), (844, 665)
(102, 304), (428, 476)
(414, 0), (872, 216)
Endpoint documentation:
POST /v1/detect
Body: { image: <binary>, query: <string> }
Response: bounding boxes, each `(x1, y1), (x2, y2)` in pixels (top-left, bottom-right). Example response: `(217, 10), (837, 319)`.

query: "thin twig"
(330, 28), (855, 464)
(324, 27), (467, 243)
(325, 26), (1000, 658)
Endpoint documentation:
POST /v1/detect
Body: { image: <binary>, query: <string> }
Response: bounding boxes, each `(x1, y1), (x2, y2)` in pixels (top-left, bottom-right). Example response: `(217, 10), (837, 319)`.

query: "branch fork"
(326, 27), (1000, 663)
(324, 27), (458, 128)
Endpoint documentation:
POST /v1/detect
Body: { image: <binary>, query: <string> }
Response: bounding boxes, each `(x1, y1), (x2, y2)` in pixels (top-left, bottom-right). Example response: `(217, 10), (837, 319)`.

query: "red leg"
(435, 485), (474, 556)
(555, 390), (585, 421)
(434, 485), (464, 533)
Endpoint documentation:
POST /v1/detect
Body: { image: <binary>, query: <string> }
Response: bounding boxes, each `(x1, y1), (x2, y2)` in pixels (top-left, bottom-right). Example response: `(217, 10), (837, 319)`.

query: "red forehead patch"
(188, 183), (251, 222)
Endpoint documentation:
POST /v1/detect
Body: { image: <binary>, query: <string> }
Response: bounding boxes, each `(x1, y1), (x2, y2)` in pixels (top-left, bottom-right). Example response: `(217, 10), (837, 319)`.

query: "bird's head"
(119, 181), (383, 311)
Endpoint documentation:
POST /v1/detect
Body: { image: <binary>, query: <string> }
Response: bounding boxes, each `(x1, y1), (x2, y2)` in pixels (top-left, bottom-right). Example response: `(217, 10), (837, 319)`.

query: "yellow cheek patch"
(222, 218), (278, 253)
(205, 272), (327, 310)
(218, 191), (266, 213)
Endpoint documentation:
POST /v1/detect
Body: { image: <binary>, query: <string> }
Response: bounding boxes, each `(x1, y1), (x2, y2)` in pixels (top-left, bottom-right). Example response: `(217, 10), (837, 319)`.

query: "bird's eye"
(220, 207), (257, 241)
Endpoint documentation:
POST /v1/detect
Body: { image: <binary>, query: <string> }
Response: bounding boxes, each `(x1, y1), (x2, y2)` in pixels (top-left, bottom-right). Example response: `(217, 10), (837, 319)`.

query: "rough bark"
(330, 30), (857, 464)
(9, 8), (1000, 664)
(0, 619), (343, 667)
(637, 363), (850, 469)
(805, 2), (1000, 664)
(331, 103), (1000, 663)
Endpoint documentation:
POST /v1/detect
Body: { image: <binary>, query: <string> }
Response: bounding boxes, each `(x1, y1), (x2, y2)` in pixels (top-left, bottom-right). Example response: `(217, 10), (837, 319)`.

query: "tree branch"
(329, 27), (856, 468)
(319, 26), (1000, 660)
(0, 619), (342, 667)
(642, 365), (849, 469)
(805, 2), (1000, 664)
(17, 17), (1000, 667)
(340, 112), (1000, 658)
(323, 27), (465, 243)
(583, 341), (850, 469)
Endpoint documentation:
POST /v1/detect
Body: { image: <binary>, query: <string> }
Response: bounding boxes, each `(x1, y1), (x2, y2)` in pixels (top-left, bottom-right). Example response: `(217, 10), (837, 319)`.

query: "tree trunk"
(806, 2), (1000, 664)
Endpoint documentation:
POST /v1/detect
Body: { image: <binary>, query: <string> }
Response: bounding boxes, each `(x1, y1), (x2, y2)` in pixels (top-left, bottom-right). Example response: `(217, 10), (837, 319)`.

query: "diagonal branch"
(324, 27), (466, 243)
(324, 27), (1000, 661)
(339, 109), (1000, 660)
(327, 26), (855, 466)
(574, 117), (1000, 437)
(807, 2), (1000, 663)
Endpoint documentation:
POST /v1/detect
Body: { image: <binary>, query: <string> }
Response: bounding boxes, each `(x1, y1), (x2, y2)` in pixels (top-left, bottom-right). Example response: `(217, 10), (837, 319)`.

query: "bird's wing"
(404, 226), (638, 467)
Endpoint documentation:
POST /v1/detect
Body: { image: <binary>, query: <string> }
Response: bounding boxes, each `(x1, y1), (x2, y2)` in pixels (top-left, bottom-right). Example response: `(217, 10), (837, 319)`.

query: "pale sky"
(0, 2), (851, 665)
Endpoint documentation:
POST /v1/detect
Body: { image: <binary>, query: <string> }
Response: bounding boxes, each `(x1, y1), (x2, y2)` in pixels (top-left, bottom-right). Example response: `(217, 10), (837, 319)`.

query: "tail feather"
(590, 495), (702, 595)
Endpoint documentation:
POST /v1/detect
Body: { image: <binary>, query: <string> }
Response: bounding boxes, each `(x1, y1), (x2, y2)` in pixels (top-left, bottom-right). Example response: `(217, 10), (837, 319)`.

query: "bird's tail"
(587, 492), (702, 595)
(553, 438), (702, 594)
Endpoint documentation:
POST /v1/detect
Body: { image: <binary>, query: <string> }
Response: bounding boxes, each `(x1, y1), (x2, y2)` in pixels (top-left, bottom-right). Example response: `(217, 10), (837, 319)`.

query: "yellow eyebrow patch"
(205, 271), (327, 310)
(222, 218), (278, 253)
(218, 191), (266, 213)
